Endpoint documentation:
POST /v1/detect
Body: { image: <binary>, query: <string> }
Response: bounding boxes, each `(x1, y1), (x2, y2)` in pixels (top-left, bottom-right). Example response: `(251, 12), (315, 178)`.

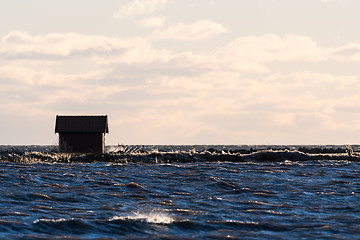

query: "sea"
(0, 145), (360, 239)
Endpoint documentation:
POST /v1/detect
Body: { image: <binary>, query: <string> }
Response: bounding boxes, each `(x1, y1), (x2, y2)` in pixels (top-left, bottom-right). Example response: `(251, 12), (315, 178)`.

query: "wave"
(110, 211), (174, 224)
(0, 145), (359, 163)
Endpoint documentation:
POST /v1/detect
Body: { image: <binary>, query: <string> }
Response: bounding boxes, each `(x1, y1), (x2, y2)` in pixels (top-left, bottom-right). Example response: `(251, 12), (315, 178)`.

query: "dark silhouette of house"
(55, 115), (109, 153)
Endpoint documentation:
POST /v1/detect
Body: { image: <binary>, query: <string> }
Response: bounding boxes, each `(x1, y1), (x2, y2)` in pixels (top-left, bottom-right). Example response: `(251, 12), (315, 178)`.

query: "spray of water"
(110, 211), (174, 224)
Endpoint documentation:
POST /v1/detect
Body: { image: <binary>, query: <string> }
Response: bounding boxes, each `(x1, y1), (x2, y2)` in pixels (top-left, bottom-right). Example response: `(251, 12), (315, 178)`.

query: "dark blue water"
(1, 158), (360, 239)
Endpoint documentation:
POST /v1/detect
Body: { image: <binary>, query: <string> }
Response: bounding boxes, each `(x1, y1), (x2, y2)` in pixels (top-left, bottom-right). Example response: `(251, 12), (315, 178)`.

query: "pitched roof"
(55, 115), (109, 133)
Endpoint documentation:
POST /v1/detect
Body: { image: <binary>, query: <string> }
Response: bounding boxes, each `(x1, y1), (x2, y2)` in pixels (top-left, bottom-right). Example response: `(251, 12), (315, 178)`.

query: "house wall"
(59, 133), (104, 153)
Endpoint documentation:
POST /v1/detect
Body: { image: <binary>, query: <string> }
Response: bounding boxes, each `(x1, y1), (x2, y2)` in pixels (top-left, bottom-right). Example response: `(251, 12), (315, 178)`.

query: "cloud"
(1, 31), (124, 57)
(151, 20), (227, 40)
(114, 0), (167, 17)
(137, 17), (166, 28)
(332, 43), (360, 60)
(221, 34), (327, 62)
(2, 31), (360, 144)
(4, 31), (351, 70)
(0, 31), (173, 64)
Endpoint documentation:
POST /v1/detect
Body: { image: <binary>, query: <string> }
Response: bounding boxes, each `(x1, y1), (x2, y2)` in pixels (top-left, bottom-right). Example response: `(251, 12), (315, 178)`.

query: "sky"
(1, 0), (360, 145)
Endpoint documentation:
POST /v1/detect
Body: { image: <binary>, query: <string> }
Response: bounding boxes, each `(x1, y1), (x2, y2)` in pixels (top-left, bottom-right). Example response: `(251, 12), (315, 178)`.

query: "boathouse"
(55, 115), (109, 153)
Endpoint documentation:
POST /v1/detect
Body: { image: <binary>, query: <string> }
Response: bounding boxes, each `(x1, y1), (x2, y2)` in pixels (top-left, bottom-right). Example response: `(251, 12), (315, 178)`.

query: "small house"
(55, 115), (109, 153)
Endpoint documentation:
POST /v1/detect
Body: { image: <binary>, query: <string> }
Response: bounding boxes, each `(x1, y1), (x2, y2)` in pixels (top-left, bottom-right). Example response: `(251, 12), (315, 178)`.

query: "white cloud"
(221, 34), (327, 62)
(2, 31), (360, 144)
(3, 32), (349, 72)
(114, 0), (167, 17)
(137, 17), (166, 28)
(1, 31), (122, 56)
(0, 31), (173, 64)
(151, 20), (227, 40)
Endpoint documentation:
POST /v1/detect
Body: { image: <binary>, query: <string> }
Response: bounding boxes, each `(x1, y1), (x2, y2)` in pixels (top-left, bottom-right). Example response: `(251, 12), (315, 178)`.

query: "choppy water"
(1, 146), (360, 239)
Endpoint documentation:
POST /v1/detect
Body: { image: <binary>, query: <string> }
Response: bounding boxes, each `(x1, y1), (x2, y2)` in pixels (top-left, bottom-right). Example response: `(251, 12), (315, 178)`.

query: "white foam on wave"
(33, 218), (72, 224)
(110, 211), (174, 224)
